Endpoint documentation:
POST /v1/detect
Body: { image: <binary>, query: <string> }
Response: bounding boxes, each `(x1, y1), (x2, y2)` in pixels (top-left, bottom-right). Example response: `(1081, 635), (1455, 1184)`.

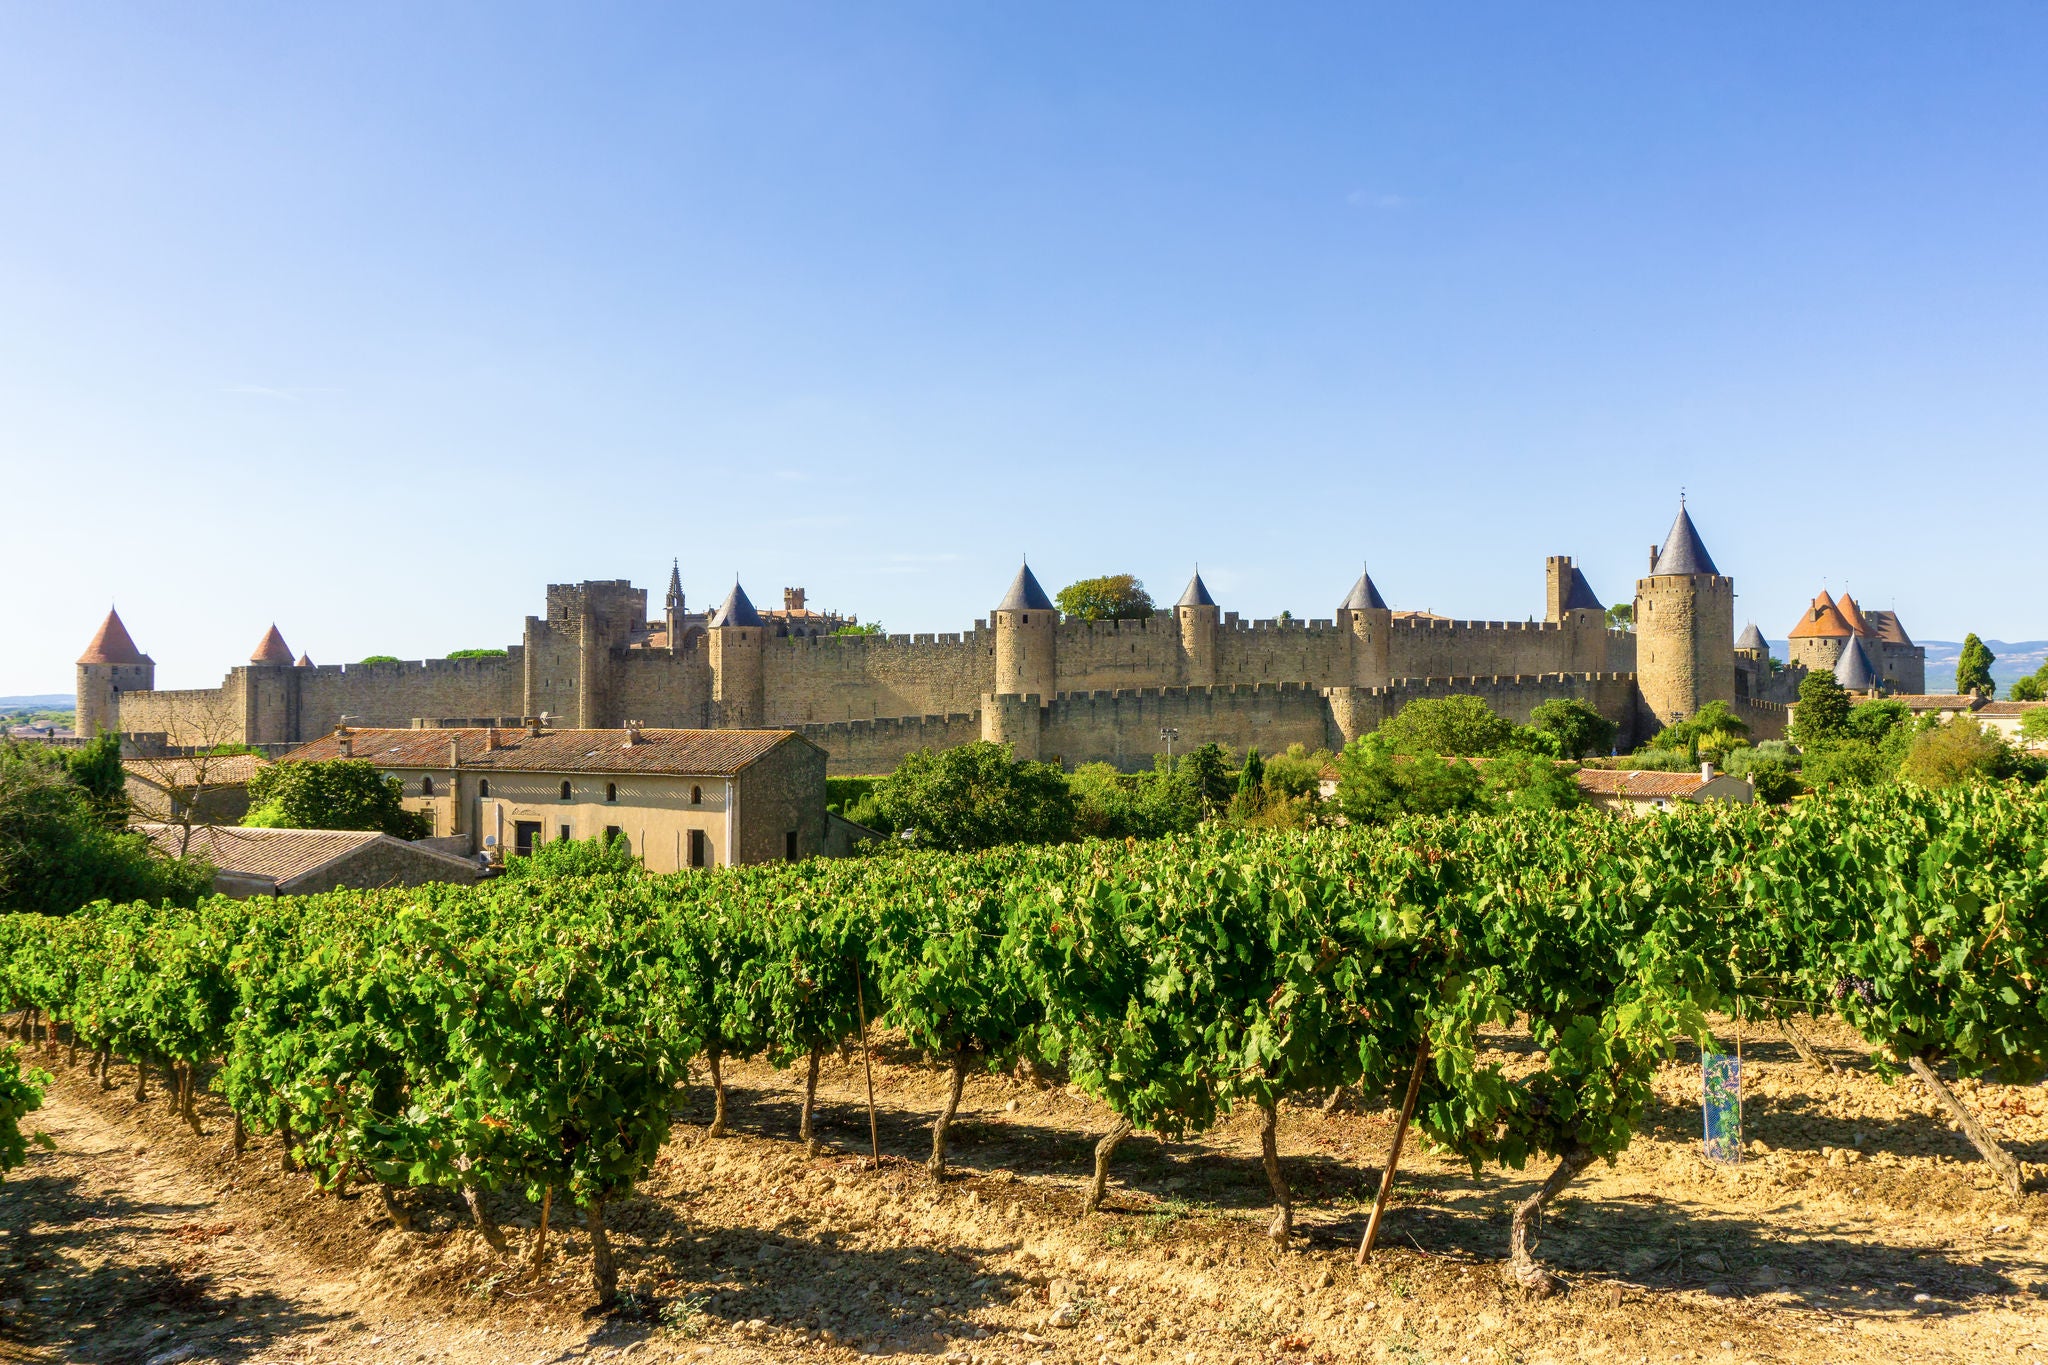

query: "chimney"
(485, 728), (502, 752)
(1649, 545), (1658, 573)
(337, 735), (353, 758)
(527, 716), (543, 738)
(1700, 761), (1716, 782)
(448, 736), (460, 770)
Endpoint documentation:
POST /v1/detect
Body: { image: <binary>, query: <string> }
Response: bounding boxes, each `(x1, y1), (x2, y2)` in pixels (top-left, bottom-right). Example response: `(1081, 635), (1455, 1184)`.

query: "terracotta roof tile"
(1574, 769), (1711, 798)
(1787, 591), (1855, 640)
(280, 726), (809, 776)
(251, 625), (294, 665)
(1893, 694), (1985, 712)
(78, 608), (150, 665)
(1863, 609), (1914, 647)
(1835, 593), (1874, 637)
(1976, 701), (2048, 717)
(124, 754), (268, 789)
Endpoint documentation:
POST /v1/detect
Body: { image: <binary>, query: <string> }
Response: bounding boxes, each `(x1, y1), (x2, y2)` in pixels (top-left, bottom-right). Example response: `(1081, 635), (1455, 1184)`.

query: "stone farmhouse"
(84, 504), (1795, 773)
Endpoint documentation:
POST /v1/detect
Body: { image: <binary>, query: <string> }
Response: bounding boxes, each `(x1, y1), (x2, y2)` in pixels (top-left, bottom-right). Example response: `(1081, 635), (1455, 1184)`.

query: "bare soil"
(2, 1016), (2044, 1365)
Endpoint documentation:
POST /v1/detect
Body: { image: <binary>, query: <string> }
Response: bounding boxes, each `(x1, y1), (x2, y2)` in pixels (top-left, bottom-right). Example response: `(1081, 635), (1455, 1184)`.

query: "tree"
(1955, 634), (1996, 698)
(357, 655), (402, 665)
(1069, 764), (1200, 840)
(1479, 750), (1583, 812)
(63, 731), (129, 827)
(1054, 574), (1154, 622)
(875, 742), (1074, 851)
(1844, 698), (1909, 745)
(243, 760), (431, 839)
(1898, 719), (2014, 788)
(1333, 733), (1486, 825)
(2013, 674), (2046, 702)
(2021, 709), (2048, 746)
(1526, 698), (1618, 760)
(445, 648), (508, 659)
(1648, 700), (1751, 763)
(1171, 742), (1235, 818)
(833, 622), (885, 636)
(1379, 696), (1514, 757)
(1792, 672), (1852, 749)
(121, 689), (257, 858)
(0, 744), (211, 913)
(1605, 604), (1633, 631)
(1229, 747), (1265, 819)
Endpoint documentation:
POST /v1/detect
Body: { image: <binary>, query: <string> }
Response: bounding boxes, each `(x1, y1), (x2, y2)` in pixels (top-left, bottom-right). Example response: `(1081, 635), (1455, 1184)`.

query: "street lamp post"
(1160, 725), (1179, 766)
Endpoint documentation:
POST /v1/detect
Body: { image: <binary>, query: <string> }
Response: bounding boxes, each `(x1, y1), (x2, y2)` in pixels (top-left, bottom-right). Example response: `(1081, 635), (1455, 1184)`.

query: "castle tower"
(1335, 568), (1392, 689)
(1733, 622), (1769, 699)
(992, 563), (1057, 700)
(1544, 555), (1610, 672)
(1784, 589), (1855, 676)
(1834, 634), (1882, 697)
(75, 607), (154, 740)
(707, 580), (766, 728)
(245, 624), (301, 745)
(1175, 570), (1220, 687)
(665, 559), (685, 658)
(1634, 503), (1735, 732)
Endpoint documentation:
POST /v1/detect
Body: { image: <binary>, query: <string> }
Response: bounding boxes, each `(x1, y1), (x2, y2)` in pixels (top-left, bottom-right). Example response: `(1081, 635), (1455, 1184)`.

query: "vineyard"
(0, 782), (2043, 1328)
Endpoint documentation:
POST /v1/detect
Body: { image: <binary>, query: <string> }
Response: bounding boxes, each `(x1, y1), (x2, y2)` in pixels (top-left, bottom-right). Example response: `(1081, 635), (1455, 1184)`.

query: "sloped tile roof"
(1339, 570), (1389, 612)
(1787, 590), (1855, 640)
(1835, 593), (1874, 637)
(251, 625), (295, 664)
(1977, 701), (2048, 717)
(1651, 505), (1720, 577)
(1574, 769), (1711, 798)
(79, 608), (150, 665)
(1176, 571), (1216, 608)
(1864, 609), (1914, 647)
(708, 582), (764, 628)
(124, 753), (268, 790)
(1893, 694), (1984, 713)
(281, 726), (808, 776)
(136, 823), (475, 888)
(1834, 636), (1882, 691)
(997, 564), (1055, 612)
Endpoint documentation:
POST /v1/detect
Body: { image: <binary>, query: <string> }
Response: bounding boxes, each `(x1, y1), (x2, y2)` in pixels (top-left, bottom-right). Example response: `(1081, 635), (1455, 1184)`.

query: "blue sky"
(3, 4), (2045, 692)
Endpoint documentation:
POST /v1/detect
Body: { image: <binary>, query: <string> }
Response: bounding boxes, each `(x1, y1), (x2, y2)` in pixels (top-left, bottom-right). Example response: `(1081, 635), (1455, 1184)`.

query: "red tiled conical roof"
(1835, 593), (1873, 637)
(1787, 590), (1854, 640)
(78, 608), (148, 665)
(251, 624), (295, 665)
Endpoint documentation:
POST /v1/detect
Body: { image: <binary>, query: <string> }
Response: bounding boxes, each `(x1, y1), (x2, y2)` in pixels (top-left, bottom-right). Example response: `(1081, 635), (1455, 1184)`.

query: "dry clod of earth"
(1, 1015), (2043, 1364)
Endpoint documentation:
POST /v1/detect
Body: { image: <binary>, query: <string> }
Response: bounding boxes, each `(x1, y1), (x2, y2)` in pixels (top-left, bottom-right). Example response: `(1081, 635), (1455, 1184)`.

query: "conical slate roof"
(1559, 566), (1604, 613)
(1787, 590), (1854, 640)
(709, 581), (764, 628)
(1339, 569), (1388, 612)
(1835, 592), (1873, 637)
(1650, 504), (1720, 577)
(1735, 623), (1768, 652)
(251, 625), (294, 665)
(1834, 635), (1881, 692)
(997, 563), (1055, 613)
(1176, 571), (1216, 608)
(78, 607), (148, 665)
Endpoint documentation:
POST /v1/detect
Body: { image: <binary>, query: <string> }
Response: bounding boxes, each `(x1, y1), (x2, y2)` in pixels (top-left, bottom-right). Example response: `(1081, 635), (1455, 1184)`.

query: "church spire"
(666, 559), (684, 614)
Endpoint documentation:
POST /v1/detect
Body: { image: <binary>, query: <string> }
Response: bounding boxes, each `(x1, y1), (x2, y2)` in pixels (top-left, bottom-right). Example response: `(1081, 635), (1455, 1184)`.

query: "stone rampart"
(297, 655), (525, 732)
(765, 629), (992, 726)
(1043, 682), (1334, 771)
(801, 711), (985, 775)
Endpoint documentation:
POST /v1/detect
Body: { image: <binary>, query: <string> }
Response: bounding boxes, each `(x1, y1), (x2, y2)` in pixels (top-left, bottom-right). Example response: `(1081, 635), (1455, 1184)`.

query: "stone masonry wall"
(764, 630), (991, 726)
(801, 712), (985, 775)
(297, 656), (526, 733)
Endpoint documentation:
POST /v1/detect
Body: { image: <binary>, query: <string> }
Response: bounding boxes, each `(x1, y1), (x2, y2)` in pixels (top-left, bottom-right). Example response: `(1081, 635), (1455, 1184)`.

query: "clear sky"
(3, 4), (2045, 693)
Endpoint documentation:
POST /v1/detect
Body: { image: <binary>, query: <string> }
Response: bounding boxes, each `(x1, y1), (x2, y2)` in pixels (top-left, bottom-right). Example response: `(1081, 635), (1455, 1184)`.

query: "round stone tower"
(1175, 569), (1220, 687)
(991, 562), (1058, 701)
(1634, 503), (1735, 732)
(75, 607), (154, 740)
(1335, 567), (1392, 689)
(707, 580), (766, 728)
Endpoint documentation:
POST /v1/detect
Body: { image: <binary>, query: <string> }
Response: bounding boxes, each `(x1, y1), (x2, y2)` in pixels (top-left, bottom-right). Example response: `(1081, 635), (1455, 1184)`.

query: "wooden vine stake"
(853, 955), (880, 1167)
(1357, 1039), (1430, 1265)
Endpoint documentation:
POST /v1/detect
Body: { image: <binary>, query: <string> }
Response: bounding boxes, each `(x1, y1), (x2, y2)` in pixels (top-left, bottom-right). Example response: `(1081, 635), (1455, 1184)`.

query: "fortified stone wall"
(1041, 682), (1333, 769)
(296, 656), (526, 733)
(763, 629), (992, 725)
(800, 712), (984, 775)
(608, 651), (712, 728)
(114, 683), (248, 749)
(1386, 617), (1612, 680)
(1736, 697), (1789, 742)
(1331, 673), (1641, 750)
(1210, 619), (1358, 689)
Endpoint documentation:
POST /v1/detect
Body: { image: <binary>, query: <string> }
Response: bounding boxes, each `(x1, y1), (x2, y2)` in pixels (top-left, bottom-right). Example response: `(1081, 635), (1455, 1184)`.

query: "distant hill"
(0, 694), (73, 710)
(1762, 640), (2048, 696)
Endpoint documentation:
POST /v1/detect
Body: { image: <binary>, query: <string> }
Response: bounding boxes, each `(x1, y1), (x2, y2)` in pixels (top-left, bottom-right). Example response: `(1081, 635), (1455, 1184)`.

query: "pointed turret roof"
(1835, 592), (1873, 637)
(1735, 622), (1768, 652)
(1559, 566), (1605, 613)
(1650, 503), (1721, 577)
(1339, 568), (1388, 613)
(1834, 635), (1881, 692)
(997, 563), (1055, 613)
(78, 607), (149, 665)
(296, 653), (314, 668)
(1176, 570), (1216, 608)
(666, 559), (684, 610)
(251, 625), (294, 665)
(708, 581), (764, 628)
(1787, 590), (1855, 640)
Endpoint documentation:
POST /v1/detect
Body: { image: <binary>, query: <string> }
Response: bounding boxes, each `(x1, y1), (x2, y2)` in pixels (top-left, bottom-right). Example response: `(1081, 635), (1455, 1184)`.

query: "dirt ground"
(1, 1016), (2044, 1365)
